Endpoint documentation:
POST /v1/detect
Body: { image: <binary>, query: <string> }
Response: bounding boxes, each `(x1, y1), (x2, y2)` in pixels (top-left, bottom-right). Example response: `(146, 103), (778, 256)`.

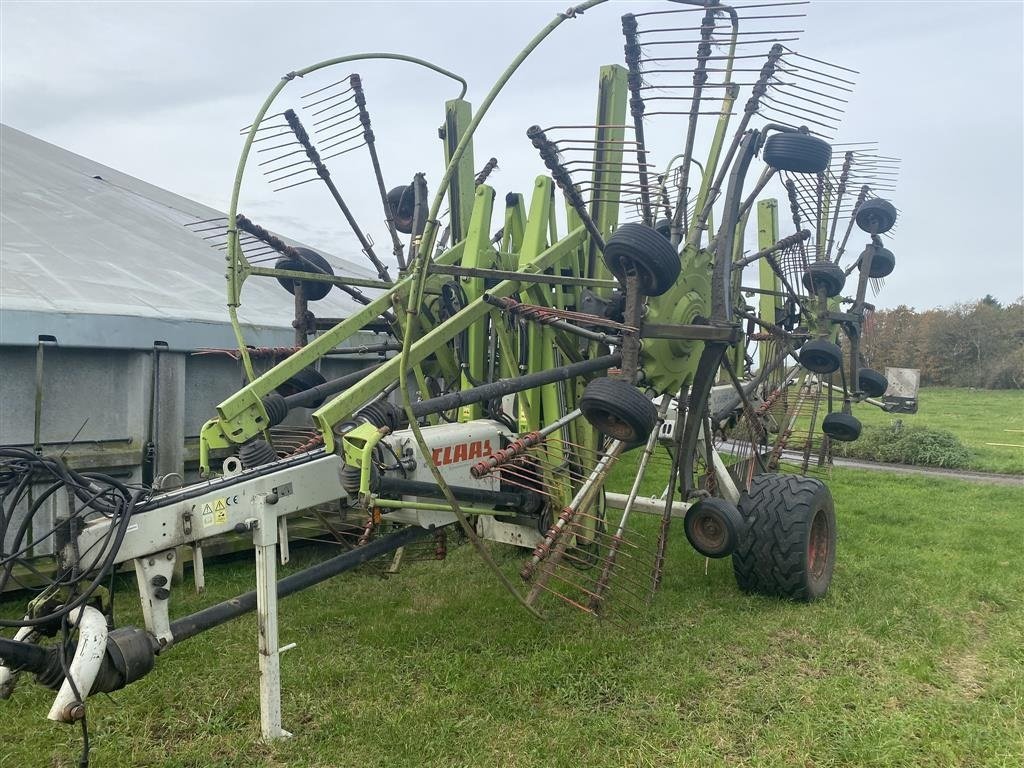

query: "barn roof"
(0, 123), (376, 350)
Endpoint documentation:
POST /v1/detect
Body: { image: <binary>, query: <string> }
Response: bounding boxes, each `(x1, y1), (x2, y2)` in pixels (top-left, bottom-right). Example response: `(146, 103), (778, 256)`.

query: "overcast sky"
(2, 0), (1022, 311)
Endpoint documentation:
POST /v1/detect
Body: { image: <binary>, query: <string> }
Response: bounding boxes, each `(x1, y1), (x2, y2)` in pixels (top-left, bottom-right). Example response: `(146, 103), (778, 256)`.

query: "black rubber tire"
(855, 198), (898, 234)
(684, 497), (743, 558)
(387, 185), (415, 234)
(275, 367), (328, 407)
(601, 223), (681, 297)
(654, 218), (672, 240)
(858, 367), (888, 398)
(822, 411), (862, 442)
(762, 132), (832, 174)
(864, 246), (895, 278)
(274, 247), (334, 302)
(799, 338), (842, 374)
(801, 261), (846, 298)
(579, 377), (658, 446)
(731, 474), (836, 601)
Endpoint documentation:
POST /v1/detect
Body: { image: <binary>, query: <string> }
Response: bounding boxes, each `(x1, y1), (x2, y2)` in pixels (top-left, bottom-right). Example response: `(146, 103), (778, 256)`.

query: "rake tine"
(637, 36), (800, 46)
(559, 552), (656, 599)
(777, 81), (850, 104)
(319, 133), (363, 153)
(530, 579), (600, 619)
(557, 542), (650, 578)
(251, 130), (294, 144)
(266, 165), (319, 186)
(257, 137), (304, 154)
(302, 84), (355, 110)
(570, 523), (649, 557)
(589, 400), (669, 609)
(310, 96), (357, 119)
(543, 571), (646, 621)
(272, 176), (323, 193)
(783, 48), (859, 75)
(633, 1), (807, 18)
(824, 151), (853, 260)
(279, 109), (392, 283)
(760, 100), (839, 131)
(258, 148), (307, 168)
(763, 94), (843, 123)
(300, 77), (354, 98)
(320, 142), (369, 163)
(239, 113), (286, 132)
(317, 122), (364, 146)
(770, 87), (847, 115)
(832, 185), (869, 264)
(187, 222), (229, 234)
(637, 25), (805, 36)
(775, 67), (855, 94)
(312, 109), (361, 131)
(263, 157), (316, 178)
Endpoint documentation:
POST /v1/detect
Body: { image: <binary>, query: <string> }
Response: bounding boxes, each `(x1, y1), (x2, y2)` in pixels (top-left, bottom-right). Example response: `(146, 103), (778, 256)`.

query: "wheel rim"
(691, 514), (726, 553)
(807, 508), (830, 578)
(590, 410), (637, 442)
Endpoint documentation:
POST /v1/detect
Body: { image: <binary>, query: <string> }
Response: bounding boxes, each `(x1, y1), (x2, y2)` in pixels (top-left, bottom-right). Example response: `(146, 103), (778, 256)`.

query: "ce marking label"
(194, 494), (240, 526)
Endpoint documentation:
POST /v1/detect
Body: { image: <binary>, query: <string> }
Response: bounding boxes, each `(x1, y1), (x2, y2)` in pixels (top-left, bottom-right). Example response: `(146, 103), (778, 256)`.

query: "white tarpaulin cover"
(1, 124), (376, 350)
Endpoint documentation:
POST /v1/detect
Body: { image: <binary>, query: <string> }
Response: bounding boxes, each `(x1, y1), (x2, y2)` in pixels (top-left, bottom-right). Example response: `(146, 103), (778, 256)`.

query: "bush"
(832, 423), (971, 469)
(982, 347), (1024, 389)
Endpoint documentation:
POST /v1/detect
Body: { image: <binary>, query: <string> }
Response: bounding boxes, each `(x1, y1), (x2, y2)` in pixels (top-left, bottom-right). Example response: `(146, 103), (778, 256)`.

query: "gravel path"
(829, 457), (1024, 487)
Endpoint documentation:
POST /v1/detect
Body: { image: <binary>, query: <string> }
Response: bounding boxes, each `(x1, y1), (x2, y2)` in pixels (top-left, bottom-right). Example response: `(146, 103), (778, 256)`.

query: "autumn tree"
(861, 297), (1024, 388)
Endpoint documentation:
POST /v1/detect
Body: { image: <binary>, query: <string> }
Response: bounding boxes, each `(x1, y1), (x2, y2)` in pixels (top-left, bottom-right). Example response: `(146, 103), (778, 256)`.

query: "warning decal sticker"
(195, 495), (238, 527)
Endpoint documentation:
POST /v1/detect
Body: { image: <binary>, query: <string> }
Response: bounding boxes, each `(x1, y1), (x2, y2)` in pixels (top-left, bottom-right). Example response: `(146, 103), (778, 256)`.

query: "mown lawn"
(853, 387), (1024, 475)
(2, 470), (1022, 767)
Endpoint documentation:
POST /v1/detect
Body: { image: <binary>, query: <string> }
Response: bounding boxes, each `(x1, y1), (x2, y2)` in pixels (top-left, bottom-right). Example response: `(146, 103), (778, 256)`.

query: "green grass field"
(852, 388), (1024, 475)
(2, 470), (1022, 767)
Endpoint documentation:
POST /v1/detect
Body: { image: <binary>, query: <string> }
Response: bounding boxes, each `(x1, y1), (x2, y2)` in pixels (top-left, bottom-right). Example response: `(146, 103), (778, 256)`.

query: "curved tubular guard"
(226, 54), (468, 383)
(197, 55), (470, 468)
(47, 606), (107, 723)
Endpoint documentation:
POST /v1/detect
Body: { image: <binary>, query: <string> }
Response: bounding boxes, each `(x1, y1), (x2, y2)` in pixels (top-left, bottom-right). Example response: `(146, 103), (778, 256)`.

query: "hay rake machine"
(1, 0), (902, 749)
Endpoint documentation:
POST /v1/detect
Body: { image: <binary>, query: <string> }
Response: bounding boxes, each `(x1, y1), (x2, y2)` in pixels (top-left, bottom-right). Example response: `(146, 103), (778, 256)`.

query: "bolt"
(64, 701), (85, 722)
(166, 551), (174, 561)
(150, 575), (168, 587)
(148, 558), (155, 566)
(154, 587), (170, 600)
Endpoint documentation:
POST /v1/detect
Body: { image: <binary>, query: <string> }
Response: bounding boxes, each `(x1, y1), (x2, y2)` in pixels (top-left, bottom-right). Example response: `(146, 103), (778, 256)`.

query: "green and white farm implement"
(1, 0), (901, 744)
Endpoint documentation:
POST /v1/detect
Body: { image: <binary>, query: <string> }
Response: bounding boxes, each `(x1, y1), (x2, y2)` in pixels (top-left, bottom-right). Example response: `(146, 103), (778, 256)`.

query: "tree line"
(860, 296), (1024, 389)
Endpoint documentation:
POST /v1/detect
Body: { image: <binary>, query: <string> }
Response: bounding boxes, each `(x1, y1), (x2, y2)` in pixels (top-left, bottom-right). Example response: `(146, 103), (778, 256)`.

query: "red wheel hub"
(807, 509), (830, 578)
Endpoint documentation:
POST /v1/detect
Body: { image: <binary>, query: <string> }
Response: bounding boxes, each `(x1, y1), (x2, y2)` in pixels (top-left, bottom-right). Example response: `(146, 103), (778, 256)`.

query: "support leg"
(252, 503), (291, 740)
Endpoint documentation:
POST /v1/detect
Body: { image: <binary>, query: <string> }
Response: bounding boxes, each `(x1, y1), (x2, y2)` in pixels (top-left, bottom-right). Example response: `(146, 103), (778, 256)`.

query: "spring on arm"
(526, 125), (606, 250)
